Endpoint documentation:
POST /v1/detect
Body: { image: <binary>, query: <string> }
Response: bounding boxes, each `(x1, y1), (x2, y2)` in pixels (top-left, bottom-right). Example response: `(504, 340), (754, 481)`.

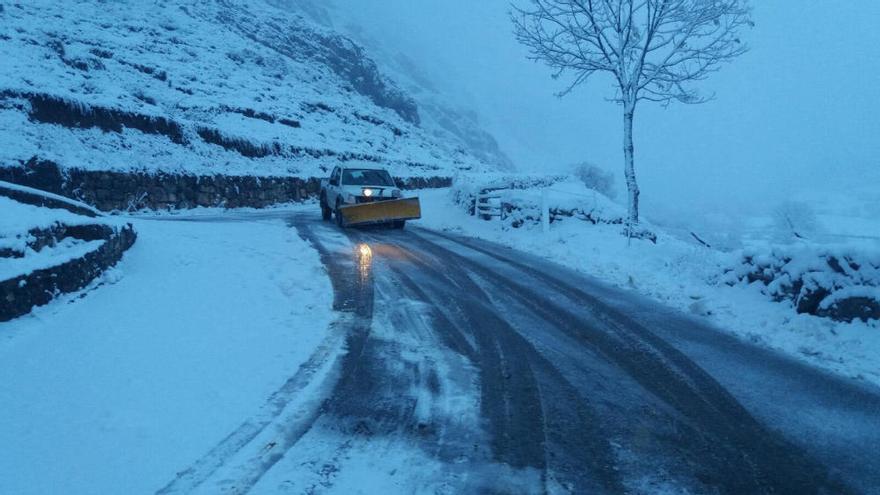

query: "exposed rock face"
(0, 160), (451, 212)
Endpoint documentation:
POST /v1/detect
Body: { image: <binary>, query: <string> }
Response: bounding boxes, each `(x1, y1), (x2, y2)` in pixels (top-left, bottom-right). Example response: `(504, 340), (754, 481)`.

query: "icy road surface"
(153, 212), (880, 495)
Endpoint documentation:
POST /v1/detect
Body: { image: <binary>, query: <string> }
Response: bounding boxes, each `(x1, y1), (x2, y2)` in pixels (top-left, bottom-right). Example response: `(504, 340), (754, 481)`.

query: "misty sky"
(330, 1), (880, 219)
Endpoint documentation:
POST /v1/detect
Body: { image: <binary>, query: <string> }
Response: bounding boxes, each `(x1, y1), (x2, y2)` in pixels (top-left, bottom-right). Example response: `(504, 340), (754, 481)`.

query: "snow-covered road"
(3, 210), (879, 494)
(164, 212), (880, 494)
(0, 215), (335, 495)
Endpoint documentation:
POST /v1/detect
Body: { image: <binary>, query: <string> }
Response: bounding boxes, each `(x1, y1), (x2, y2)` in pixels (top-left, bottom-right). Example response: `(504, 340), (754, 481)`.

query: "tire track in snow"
(363, 229), (622, 493)
(409, 228), (853, 494)
(155, 217), (369, 495)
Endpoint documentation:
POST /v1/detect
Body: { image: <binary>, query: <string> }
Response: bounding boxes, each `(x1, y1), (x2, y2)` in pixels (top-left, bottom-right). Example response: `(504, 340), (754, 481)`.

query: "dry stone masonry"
(0, 159), (451, 212)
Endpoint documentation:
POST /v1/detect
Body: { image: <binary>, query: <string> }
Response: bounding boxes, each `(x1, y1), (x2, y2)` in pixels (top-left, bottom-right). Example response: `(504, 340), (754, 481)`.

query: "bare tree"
(513, 0), (752, 230)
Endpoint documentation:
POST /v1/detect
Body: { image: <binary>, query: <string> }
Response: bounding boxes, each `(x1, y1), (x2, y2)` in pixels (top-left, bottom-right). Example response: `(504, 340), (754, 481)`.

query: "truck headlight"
(363, 188), (374, 197)
(392, 189), (401, 198)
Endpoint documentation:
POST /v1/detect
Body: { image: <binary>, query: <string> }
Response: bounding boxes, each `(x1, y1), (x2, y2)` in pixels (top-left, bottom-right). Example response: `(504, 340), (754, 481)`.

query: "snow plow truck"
(320, 166), (421, 229)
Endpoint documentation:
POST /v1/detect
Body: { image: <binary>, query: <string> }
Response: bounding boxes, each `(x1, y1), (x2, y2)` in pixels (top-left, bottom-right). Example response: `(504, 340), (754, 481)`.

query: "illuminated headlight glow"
(363, 188), (374, 197)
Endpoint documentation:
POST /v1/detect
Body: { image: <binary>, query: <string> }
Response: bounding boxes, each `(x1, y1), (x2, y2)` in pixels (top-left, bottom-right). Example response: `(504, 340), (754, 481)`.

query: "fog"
(329, 1), (880, 221)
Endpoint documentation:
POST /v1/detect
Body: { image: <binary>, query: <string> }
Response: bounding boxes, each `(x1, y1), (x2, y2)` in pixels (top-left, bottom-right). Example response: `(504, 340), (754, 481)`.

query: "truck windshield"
(342, 169), (395, 187)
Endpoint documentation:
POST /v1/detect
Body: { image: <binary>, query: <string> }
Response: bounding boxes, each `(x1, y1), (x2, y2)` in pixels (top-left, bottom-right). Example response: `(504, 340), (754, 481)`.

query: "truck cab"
(320, 166), (420, 228)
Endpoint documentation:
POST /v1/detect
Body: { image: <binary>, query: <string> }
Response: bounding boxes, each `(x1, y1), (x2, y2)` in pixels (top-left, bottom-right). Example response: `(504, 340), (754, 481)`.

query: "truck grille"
(355, 196), (393, 204)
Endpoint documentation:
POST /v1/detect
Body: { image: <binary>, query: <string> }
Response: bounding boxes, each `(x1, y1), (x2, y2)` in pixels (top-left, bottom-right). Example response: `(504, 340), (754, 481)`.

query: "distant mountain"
(0, 0), (503, 178)
(277, 0), (516, 172)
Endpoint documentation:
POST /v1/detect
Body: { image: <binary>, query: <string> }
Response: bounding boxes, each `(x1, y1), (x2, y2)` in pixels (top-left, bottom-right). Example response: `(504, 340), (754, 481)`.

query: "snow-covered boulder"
(723, 247), (880, 323)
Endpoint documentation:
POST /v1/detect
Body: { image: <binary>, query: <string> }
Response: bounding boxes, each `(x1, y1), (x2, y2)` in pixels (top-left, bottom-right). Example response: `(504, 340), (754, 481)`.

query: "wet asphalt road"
(159, 212), (880, 494)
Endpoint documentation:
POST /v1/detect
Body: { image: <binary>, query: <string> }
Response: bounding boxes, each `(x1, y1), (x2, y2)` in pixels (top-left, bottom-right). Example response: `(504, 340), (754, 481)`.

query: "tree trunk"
(622, 100), (640, 227)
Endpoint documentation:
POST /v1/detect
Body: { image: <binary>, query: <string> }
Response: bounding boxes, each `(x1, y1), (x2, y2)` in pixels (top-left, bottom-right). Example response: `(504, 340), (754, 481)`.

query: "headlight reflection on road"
(356, 243), (373, 283)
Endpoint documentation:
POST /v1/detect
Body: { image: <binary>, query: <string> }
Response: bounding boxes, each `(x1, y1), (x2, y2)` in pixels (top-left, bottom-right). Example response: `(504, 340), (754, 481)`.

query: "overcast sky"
(330, 1), (880, 218)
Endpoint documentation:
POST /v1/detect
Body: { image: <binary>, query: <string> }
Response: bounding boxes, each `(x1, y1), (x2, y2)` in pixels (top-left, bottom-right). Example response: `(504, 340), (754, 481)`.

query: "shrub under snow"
(723, 246), (880, 323)
(572, 162), (616, 199)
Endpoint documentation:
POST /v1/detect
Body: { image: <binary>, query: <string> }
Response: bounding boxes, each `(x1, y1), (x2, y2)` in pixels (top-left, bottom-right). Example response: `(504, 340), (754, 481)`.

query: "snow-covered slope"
(276, 0), (516, 171)
(0, 0), (499, 177)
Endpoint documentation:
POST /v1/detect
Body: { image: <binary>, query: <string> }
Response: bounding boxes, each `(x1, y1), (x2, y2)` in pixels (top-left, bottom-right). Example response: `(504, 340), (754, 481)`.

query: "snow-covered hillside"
(277, 0), (516, 171)
(0, 0), (500, 178)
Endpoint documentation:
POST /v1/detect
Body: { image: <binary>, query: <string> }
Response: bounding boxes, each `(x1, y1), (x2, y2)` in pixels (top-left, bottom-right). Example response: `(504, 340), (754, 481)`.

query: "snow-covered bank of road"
(416, 188), (880, 387)
(0, 214), (334, 495)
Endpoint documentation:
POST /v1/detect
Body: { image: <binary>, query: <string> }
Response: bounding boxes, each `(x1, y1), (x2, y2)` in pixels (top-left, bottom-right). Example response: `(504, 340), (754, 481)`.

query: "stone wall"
(0, 223), (137, 322)
(723, 249), (880, 323)
(0, 159), (452, 212)
(0, 180), (98, 217)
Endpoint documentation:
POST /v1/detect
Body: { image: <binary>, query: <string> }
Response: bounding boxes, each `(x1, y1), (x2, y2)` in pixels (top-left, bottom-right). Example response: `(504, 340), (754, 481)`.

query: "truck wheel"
(392, 220), (406, 230)
(320, 195), (332, 221)
(335, 199), (345, 228)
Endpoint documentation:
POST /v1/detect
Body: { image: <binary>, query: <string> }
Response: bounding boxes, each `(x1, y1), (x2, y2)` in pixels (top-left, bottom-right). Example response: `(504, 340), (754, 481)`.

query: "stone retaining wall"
(0, 180), (98, 217)
(0, 223), (137, 322)
(0, 159), (452, 212)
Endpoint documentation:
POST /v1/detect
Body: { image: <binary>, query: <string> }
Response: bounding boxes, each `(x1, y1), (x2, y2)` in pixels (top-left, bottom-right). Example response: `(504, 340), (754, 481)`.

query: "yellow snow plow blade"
(338, 197), (421, 227)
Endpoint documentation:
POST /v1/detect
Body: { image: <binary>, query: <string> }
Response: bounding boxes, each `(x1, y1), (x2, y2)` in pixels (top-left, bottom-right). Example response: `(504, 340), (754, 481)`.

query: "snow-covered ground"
(0, 0), (499, 177)
(0, 210), (334, 494)
(417, 184), (880, 387)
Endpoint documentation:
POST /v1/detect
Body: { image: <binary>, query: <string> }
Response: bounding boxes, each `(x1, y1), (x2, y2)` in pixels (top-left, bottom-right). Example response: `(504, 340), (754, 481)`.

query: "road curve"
(159, 212), (880, 494)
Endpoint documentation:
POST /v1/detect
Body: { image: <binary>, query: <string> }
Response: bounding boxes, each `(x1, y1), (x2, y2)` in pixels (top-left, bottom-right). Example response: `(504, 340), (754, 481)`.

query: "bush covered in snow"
(723, 247), (880, 322)
(572, 162), (616, 199)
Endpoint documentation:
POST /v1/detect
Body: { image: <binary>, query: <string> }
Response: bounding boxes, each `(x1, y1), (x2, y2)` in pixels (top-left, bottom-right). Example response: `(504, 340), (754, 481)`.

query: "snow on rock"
(0, 235), (104, 282)
(0, 0), (498, 178)
(1, 196), (100, 240)
(723, 247), (880, 323)
(0, 190), (137, 320)
(0, 180), (101, 217)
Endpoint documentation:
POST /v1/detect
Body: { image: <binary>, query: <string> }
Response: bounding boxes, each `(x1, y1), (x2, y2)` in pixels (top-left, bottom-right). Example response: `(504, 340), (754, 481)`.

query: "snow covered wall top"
(0, 0), (501, 177)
